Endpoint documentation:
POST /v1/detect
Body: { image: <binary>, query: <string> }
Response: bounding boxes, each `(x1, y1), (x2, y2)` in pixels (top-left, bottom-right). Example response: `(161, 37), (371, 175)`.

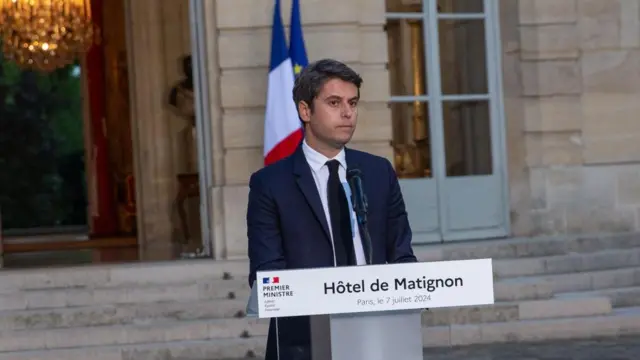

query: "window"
(385, 0), (495, 179)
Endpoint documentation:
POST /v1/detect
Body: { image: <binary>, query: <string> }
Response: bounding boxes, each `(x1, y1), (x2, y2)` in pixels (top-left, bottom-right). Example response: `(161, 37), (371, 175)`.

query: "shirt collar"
(302, 139), (347, 172)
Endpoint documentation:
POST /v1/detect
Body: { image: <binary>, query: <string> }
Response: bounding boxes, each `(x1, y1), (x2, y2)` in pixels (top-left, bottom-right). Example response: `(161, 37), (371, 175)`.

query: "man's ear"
(298, 101), (311, 125)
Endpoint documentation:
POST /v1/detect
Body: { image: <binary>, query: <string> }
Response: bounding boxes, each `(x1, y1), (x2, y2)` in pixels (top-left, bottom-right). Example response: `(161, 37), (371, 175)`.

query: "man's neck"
(304, 137), (343, 159)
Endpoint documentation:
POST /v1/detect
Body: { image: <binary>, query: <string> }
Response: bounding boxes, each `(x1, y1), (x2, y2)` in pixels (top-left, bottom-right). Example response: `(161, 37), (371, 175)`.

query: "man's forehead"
(319, 78), (358, 98)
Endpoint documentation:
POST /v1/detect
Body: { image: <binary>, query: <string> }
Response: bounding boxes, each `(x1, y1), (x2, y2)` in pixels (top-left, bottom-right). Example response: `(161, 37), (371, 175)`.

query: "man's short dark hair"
(292, 59), (363, 117)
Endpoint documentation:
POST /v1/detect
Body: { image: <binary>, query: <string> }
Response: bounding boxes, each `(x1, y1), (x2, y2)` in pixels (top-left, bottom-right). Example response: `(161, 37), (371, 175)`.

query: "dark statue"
(168, 54), (198, 173)
(168, 55), (195, 123)
(168, 54), (201, 253)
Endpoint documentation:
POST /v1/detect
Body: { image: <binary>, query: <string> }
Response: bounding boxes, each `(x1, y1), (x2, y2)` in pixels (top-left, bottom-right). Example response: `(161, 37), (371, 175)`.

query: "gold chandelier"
(0, 0), (97, 72)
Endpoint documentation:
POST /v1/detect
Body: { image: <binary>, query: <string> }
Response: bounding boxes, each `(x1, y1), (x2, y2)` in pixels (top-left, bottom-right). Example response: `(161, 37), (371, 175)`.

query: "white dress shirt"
(302, 140), (366, 266)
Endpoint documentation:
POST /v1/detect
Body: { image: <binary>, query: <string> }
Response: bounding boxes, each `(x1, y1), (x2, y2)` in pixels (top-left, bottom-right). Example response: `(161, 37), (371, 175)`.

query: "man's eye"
(329, 101), (339, 106)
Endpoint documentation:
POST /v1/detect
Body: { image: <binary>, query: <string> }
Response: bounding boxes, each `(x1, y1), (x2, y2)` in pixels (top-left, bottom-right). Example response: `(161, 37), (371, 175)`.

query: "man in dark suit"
(247, 58), (417, 360)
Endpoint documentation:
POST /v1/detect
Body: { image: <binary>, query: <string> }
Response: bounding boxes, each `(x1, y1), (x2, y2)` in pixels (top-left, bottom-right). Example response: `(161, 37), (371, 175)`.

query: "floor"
(422, 335), (640, 360)
(222, 336), (640, 360)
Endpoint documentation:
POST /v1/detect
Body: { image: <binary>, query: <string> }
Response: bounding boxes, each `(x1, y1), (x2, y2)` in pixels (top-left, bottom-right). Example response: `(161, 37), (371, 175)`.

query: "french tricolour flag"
(263, 0), (304, 166)
(263, 276), (280, 284)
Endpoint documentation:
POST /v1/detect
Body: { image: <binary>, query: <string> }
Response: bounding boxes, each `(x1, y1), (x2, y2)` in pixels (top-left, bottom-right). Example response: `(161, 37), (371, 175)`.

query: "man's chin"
(332, 136), (353, 148)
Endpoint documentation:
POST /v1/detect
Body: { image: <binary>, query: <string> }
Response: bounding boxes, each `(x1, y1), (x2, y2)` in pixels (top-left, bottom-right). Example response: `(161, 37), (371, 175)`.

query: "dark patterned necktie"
(326, 160), (356, 266)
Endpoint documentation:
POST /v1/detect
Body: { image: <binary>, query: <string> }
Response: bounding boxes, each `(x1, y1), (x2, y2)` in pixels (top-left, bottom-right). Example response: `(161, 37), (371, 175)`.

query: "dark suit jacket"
(247, 145), (417, 360)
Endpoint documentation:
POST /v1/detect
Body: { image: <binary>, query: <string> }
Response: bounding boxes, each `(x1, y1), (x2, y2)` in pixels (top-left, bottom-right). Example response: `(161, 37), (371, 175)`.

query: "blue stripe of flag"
(289, 0), (308, 77)
(269, 0), (289, 72)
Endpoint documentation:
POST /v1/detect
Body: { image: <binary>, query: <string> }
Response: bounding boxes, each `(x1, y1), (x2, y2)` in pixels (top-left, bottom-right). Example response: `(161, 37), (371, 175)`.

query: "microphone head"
(347, 168), (362, 181)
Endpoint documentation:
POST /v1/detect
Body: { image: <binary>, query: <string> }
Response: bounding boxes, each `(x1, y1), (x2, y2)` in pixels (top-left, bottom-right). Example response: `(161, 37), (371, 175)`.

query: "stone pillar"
(213, 0), (393, 259)
(125, 0), (192, 260)
(0, 211), (3, 268)
(499, 0), (533, 236)
(199, 0), (227, 260)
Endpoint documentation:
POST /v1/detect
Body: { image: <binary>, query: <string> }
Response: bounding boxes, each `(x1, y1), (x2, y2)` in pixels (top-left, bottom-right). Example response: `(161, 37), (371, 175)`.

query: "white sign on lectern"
(254, 258), (494, 318)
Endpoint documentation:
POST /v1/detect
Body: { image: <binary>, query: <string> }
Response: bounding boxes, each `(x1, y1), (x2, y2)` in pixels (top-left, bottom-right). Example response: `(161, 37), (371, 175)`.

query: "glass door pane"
(443, 100), (493, 177)
(386, 0), (441, 243)
(439, 18), (488, 95)
(434, 0), (508, 240)
(438, 0), (484, 14)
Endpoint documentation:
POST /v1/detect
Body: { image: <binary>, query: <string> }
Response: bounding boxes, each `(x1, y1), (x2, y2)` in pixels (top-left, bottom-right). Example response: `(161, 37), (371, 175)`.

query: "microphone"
(347, 169), (367, 222)
(347, 168), (373, 264)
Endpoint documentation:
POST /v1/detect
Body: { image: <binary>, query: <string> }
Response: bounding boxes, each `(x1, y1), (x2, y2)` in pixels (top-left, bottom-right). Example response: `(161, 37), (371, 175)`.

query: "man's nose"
(341, 104), (353, 118)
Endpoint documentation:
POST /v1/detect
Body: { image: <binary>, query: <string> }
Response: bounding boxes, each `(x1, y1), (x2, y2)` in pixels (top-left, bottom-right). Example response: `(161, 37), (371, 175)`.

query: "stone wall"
(211, 0), (393, 258)
(503, 0), (640, 236)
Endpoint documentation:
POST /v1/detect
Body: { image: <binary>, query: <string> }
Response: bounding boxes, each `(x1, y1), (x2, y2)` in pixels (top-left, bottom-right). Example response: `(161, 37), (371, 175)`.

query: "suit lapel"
(293, 146), (332, 243)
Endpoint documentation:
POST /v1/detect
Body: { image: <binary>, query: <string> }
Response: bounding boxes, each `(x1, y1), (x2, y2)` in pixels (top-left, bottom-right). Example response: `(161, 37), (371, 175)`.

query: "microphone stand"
(348, 170), (373, 265)
(355, 205), (373, 265)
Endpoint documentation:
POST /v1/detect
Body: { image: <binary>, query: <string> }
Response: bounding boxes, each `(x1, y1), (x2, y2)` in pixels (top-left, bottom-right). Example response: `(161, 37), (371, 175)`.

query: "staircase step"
(3, 307), (639, 359)
(1, 233), (638, 293)
(0, 280), (250, 311)
(422, 295), (611, 326)
(0, 299), (248, 331)
(0, 275), (553, 313)
(0, 337), (267, 360)
(0, 318), (269, 352)
(492, 278), (552, 301)
(0, 279), (553, 331)
(557, 286), (640, 308)
(522, 266), (640, 293)
(423, 306), (640, 347)
(0, 291), (608, 332)
(414, 232), (640, 262)
(0, 260), (248, 294)
(493, 247), (640, 278)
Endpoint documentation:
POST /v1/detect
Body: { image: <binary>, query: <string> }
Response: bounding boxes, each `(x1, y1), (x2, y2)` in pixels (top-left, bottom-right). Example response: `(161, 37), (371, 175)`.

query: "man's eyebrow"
(323, 94), (342, 99)
(322, 95), (359, 101)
